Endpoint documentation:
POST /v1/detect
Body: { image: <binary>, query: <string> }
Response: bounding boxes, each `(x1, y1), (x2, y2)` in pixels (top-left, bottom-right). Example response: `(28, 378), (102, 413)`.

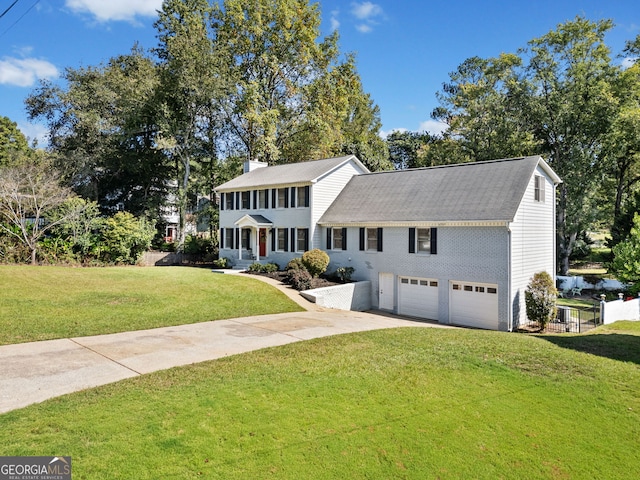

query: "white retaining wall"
(300, 281), (371, 311)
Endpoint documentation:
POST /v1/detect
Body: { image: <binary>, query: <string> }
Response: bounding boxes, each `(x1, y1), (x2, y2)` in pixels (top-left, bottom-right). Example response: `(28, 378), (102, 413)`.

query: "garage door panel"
(398, 277), (439, 320)
(450, 282), (498, 330)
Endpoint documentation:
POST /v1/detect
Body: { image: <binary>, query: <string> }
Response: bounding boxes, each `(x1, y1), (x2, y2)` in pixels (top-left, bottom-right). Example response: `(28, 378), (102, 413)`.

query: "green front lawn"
(0, 266), (303, 345)
(1, 324), (638, 479)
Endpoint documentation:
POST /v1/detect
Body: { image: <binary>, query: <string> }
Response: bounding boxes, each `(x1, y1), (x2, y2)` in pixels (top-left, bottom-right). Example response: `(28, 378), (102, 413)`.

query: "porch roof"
(234, 214), (273, 228)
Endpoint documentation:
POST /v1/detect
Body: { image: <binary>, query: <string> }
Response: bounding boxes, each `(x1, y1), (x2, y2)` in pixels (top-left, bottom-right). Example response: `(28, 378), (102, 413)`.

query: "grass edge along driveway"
(0, 266), (303, 345)
(0, 323), (639, 479)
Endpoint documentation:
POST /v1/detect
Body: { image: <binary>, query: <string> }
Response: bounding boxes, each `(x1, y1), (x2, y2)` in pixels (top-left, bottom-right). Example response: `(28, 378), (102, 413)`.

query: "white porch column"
(238, 228), (242, 260)
(254, 227), (260, 261)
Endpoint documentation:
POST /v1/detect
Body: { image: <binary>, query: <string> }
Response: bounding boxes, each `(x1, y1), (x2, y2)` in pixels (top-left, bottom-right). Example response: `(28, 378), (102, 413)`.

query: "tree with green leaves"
(432, 53), (541, 162)
(601, 36), (640, 247)
(154, 0), (226, 249)
(386, 130), (435, 170)
(525, 271), (558, 331)
(524, 17), (618, 274)
(432, 17), (620, 274)
(0, 116), (30, 166)
(610, 213), (640, 293)
(26, 47), (168, 216)
(212, 0), (336, 164)
(0, 158), (83, 264)
(211, 0), (386, 169)
(100, 211), (155, 264)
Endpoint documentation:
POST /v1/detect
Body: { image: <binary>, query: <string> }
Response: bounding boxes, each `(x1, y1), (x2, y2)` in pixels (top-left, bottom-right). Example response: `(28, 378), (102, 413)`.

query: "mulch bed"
(244, 270), (341, 289)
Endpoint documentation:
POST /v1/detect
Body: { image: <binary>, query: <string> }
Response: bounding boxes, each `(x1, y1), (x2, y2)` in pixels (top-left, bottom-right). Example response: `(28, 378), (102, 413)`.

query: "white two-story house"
(216, 155), (561, 331)
(216, 155), (369, 266)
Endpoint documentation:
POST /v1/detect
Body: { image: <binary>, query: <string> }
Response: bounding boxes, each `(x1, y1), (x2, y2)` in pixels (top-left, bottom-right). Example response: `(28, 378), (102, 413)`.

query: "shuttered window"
(360, 228), (382, 251)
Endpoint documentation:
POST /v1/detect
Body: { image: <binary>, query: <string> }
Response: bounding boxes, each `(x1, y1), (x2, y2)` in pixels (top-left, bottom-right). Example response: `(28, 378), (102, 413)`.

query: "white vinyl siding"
(311, 159), (368, 248)
(510, 166), (556, 328)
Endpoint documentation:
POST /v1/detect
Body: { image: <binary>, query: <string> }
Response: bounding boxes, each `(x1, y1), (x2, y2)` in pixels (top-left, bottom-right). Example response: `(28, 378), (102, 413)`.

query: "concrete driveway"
(0, 273), (452, 414)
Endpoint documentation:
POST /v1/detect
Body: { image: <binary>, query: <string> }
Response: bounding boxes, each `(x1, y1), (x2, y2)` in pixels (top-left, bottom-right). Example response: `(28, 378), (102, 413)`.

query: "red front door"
(259, 229), (267, 257)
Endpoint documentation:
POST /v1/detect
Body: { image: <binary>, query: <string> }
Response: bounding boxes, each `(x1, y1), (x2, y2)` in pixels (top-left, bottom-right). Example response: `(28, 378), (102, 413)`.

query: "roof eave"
(318, 220), (511, 228)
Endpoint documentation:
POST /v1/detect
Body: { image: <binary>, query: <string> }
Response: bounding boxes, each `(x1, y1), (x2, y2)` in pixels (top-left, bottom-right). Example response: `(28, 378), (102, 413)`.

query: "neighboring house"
(216, 155), (561, 331)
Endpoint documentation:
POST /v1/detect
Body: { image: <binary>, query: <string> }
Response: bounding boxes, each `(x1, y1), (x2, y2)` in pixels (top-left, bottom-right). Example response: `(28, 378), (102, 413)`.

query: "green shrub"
(301, 249), (330, 277)
(184, 235), (215, 255)
(286, 257), (306, 271)
(336, 266), (355, 283)
(248, 262), (279, 273)
(525, 271), (558, 330)
(100, 212), (155, 265)
(288, 269), (312, 291)
(610, 213), (640, 285)
(261, 262), (279, 273)
(212, 257), (230, 268)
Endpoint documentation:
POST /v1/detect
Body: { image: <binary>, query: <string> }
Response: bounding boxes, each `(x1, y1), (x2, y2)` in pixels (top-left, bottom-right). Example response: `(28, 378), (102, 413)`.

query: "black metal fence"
(546, 304), (601, 333)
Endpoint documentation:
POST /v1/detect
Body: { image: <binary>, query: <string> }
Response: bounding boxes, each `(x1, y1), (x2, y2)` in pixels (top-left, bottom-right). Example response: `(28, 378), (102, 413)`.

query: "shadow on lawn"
(540, 333), (640, 365)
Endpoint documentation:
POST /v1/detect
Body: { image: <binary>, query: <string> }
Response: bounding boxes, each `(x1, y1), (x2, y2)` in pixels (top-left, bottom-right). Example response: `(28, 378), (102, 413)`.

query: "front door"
(259, 228), (267, 257)
(379, 272), (394, 311)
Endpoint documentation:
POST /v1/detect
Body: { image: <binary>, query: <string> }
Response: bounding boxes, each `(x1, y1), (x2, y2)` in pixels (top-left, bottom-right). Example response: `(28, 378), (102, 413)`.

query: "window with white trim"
(277, 188), (287, 208)
(534, 175), (545, 202)
(359, 227), (382, 252)
(417, 228), (431, 252)
(258, 189), (267, 209)
(224, 229), (234, 249)
(333, 228), (343, 250)
(296, 187), (307, 208)
(367, 228), (378, 251)
(277, 228), (287, 251)
(296, 228), (309, 252)
(241, 191), (250, 209)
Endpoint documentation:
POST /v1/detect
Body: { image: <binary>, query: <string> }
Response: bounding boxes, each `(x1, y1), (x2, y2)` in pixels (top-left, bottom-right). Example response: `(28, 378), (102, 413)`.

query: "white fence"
(557, 275), (626, 293)
(601, 296), (640, 324)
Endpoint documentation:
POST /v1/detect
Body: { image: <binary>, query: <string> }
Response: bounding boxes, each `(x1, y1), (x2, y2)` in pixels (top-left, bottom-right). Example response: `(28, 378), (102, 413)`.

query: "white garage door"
(398, 277), (439, 320)
(450, 282), (498, 330)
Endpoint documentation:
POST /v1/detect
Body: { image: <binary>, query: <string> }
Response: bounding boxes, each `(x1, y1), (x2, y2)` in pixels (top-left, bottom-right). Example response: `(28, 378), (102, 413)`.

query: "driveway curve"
(0, 271), (452, 414)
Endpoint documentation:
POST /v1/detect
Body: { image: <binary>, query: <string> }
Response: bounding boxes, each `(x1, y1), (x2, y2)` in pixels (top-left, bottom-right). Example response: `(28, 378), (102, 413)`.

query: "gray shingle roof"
(319, 156), (557, 225)
(216, 155), (365, 191)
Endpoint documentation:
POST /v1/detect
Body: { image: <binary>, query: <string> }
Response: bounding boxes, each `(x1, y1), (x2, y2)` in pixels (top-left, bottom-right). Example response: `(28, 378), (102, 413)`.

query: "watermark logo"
(0, 456), (71, 480)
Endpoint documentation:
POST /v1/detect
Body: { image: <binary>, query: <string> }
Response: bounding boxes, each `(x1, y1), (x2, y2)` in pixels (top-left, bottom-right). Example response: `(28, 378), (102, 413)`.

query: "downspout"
(552, 181), (558, 286)
(507, 223), (513, 332)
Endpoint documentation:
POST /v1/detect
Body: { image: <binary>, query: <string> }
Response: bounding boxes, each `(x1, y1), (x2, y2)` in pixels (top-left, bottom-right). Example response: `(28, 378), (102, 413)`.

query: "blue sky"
(1, 0), (639, 146)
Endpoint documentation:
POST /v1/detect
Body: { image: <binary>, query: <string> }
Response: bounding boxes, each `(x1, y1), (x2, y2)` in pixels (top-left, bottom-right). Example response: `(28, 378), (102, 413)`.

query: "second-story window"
(258, 189), (268, 209)
(225, 193), (234, 210)
(277, 188), (288, 208)
(241, 191), (250, 209)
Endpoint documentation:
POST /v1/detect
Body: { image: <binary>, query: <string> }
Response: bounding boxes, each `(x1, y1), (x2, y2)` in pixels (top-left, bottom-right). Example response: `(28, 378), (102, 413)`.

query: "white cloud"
(350, 2), (383, 33)
(65, 0), (162, 23)
(622, 57), (637, 69)
(0, 57), (58, 87)
(330, 9), (340, 31)
(351, 2), (383, 20)
(419, 120), (449, 137)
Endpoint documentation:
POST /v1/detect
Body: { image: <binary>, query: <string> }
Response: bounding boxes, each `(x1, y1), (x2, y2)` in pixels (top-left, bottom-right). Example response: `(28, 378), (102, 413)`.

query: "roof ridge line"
(362, 155), (541, 176)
